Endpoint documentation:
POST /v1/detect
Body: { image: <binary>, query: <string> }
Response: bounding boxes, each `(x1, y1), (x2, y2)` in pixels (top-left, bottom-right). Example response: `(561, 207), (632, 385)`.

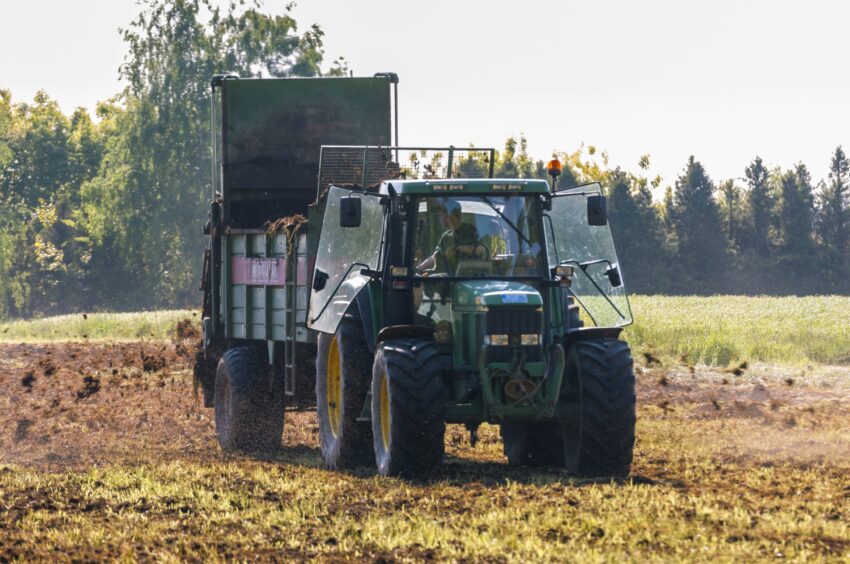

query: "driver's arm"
(417, 253), (436, 272)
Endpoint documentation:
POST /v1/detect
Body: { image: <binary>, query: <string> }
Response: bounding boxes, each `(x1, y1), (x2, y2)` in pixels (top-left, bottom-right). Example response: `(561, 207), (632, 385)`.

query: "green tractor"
(198, 73), (634, 478)
(308, 163), (635, 478)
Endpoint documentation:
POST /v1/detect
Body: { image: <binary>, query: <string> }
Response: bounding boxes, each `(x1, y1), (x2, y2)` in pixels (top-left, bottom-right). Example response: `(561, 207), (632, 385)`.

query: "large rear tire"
(316, 311), (374, 469)
(371, 339), (448, 477)
(214, 346), (285, 453)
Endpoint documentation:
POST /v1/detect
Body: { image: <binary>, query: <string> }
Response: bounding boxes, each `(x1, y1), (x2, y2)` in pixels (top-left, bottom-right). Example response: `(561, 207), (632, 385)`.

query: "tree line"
(1, 1), (848, 319)
(491, 138), (850, 295)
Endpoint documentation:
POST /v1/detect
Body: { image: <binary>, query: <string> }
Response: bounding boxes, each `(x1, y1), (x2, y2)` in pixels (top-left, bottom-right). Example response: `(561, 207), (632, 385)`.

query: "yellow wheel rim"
(380, 370), (391, 450)
(326, 335), (342, 437)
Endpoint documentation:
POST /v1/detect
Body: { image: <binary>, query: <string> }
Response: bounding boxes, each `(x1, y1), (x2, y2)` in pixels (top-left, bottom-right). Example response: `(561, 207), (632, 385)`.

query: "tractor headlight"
(485, 334), (509, 346)
(520, 334), (540, 346)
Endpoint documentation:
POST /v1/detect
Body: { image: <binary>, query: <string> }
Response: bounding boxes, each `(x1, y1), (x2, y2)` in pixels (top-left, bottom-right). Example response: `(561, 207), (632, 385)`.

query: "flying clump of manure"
(76, 376), (101, 401)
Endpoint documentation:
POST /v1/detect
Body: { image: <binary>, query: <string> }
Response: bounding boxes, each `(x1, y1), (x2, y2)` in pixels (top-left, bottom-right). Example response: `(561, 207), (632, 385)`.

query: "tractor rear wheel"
(561, 338), (636, 477)
(316, 311), (374, 468)
(371, 339), (448, 477)
(214, 346), (285, 453)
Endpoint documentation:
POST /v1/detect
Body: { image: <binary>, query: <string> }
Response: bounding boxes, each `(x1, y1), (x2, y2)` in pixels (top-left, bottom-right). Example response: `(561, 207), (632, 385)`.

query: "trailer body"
(202, 76), (394, 395)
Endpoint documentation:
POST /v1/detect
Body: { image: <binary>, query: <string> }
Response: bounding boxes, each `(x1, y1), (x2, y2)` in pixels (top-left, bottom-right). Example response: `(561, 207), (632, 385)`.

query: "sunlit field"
(626, 296), (850, 366)
(4, 296), (849, 368)
(0, 310), (195, 342)
(1, 297), (849, 560)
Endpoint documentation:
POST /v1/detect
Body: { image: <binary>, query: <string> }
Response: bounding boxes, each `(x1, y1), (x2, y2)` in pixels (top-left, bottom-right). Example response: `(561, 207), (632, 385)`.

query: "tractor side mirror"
(587, 195), (608, 226)
(340, 196), (362, 228)
(605, 265), (622, 288)
(313, 269), (329, 291)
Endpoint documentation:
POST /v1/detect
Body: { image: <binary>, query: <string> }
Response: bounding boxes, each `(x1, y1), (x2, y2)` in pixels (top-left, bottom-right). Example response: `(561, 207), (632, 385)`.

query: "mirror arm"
(559, 259), (626, 321)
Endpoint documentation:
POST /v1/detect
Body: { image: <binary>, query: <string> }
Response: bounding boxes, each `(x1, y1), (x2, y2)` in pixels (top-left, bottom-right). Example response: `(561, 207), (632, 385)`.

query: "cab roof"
(379, 178), (551, 196)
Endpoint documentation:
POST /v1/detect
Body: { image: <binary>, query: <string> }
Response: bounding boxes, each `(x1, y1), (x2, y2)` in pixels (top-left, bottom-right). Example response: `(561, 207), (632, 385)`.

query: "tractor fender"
(564, 326), (623, 346)
(376, 325), (435, 344)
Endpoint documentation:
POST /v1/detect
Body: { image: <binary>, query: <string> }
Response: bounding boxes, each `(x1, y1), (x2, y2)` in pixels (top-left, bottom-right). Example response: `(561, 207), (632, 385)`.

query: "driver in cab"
(416, 200), (486, 274)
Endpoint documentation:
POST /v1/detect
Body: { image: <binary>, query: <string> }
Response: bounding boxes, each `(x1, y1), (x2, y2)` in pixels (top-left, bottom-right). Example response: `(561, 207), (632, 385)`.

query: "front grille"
(486, 306), (543, 363)
(486, 306), (542, 335)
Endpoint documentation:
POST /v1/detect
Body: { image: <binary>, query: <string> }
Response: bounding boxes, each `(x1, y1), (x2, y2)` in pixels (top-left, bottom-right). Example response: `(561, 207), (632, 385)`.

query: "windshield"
(412, 195), (546, 278)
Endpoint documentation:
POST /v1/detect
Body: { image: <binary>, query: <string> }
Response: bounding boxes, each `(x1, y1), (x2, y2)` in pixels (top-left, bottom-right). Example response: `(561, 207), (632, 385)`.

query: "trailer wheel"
(316, 311), (374, 468)
(371, 339), (448, 477)
(214, 346), (284, 453)
(561, 339), (636, 477)
(193, 347), (218, 408)
(500, 420), (564, 467)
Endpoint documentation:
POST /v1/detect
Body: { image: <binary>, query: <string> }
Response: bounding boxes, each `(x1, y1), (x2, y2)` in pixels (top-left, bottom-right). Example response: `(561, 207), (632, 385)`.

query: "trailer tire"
(371, 339), (448, 477)
(316, 311), (374, 468)
(214, 346), (284, 453)
(561, 339), (635, 478)
(194, 347), (218, 408)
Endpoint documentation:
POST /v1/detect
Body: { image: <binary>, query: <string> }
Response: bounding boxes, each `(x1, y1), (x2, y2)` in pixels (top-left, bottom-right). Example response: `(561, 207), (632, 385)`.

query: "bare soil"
(0, 342), (848, 560)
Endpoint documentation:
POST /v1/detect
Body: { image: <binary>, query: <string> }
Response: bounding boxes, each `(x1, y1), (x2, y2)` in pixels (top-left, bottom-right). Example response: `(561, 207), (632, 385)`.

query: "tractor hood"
(452, 280), (543, 308)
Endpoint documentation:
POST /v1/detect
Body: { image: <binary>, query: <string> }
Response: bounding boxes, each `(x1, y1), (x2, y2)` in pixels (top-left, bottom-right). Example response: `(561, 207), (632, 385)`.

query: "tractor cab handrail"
(317, 145), (497, 198)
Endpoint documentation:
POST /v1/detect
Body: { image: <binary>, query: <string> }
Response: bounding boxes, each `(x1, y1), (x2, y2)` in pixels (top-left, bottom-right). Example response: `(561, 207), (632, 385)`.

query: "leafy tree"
(0, 196), (30, 318)
(79, 0), (328, 309)
(1, 91), (73, 206)
(0, 90), (12, 172)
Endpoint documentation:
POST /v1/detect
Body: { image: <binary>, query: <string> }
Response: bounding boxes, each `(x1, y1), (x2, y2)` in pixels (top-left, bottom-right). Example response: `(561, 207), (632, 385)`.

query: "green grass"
(0, 309), (196, 342)
(3, 296), (850, 366)
(625, 296), (850, 366)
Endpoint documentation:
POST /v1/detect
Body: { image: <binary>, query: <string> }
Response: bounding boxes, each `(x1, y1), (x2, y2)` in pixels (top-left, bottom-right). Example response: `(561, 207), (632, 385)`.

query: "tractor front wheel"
(316, 311), (374, 468)
(561, 338), (636, 478)
(371, 339), (448, 477)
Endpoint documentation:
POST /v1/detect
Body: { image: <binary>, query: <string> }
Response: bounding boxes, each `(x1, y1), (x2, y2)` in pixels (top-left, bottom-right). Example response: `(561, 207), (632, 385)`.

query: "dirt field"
(1, 338), (848, 561)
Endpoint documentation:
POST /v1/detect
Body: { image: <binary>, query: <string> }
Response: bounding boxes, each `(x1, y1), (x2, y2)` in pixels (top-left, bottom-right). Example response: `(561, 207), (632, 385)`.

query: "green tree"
(744, 156), (773, 256)
(777, 164), (815, 258)
(1, 91), (73, 206)
(606, 169), (667, 293)
(0, 90), (13, 172)
(816, 146), (849, 256)
(717, 179), (743, 245)
(669, 156), (727, 282)
(79, 0), (328, 309)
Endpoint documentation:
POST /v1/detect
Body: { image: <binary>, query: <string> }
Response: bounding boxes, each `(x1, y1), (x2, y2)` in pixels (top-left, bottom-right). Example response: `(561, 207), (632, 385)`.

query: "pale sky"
(1, 0), (848, 187)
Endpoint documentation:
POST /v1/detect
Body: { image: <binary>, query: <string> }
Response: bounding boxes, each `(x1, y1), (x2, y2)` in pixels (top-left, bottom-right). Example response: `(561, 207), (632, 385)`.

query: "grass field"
(0, 309), (195, 342)
(627, 296), (850, 366)
(3, 296), (849, 367)
(1, 297), (848, 559)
